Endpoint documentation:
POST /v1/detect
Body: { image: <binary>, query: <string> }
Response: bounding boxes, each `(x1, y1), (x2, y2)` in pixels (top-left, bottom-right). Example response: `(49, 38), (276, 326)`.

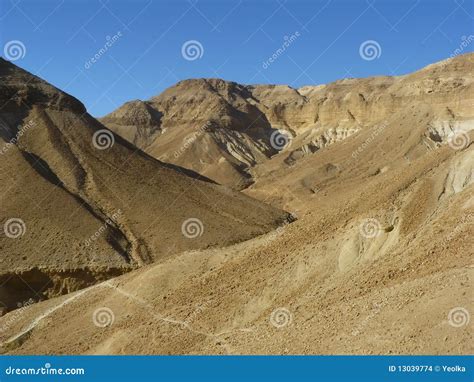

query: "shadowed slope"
(0, 59), (292, 311)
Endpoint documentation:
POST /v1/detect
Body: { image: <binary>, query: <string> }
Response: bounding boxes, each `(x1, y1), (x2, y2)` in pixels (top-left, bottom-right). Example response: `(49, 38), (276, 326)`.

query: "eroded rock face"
(101, 54), (474, 188)
(100, 100), (163, 147)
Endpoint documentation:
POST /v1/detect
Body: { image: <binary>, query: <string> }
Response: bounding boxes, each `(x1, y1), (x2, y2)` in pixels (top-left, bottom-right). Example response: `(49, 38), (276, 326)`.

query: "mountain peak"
(101, 53), (474, 189)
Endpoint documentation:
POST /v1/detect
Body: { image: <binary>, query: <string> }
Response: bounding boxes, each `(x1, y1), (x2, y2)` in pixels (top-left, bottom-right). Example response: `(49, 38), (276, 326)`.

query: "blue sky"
(1, 0), (473, 117)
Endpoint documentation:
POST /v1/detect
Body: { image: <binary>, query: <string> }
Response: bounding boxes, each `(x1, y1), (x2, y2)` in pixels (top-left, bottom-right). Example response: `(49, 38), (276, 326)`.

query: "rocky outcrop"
(101, 54), (474, 188)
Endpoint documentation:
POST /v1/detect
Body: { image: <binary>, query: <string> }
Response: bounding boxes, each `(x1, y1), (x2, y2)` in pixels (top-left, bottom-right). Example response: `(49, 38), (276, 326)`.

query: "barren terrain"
(0, 54), (472, 355)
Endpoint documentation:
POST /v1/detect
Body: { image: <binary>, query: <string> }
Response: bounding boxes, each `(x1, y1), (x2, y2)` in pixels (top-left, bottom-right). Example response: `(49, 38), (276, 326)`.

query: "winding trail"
(1, 276), (254, 354)
(1, 286), (96, 348)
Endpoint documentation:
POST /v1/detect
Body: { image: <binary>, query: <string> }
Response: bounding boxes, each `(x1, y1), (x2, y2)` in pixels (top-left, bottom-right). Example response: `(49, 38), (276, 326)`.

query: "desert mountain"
(1, 54), (472, 355)
(0, 58), (292, 312)
(102, 54), (474, 192)
(101, 79), (279, 189)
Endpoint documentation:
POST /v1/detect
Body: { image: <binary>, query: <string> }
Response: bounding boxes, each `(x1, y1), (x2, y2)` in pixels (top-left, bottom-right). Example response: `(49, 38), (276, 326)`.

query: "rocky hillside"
(0, 58), (292, 313)
(101, 54), (474, 189)
(0, 54), (472, 356)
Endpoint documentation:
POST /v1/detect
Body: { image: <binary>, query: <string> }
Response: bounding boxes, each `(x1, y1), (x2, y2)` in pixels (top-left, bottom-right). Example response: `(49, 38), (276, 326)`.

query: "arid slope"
(0, 58), (291, 312)
(0, 54), (472, 355)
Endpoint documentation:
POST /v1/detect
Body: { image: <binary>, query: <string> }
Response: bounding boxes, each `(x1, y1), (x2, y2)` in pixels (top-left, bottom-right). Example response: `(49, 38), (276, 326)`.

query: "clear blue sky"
(1, 0), (473, 117)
